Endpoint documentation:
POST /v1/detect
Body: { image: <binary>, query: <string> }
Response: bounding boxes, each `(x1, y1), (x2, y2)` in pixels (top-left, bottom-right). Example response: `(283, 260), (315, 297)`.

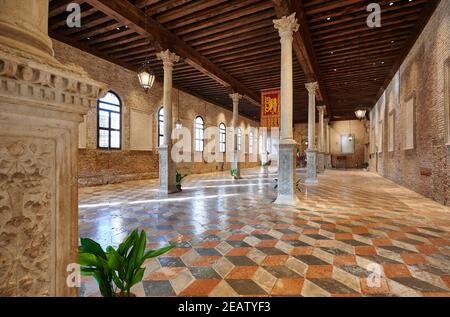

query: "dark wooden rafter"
(272, 0), (329, 111)
(47, 0), (440, 123)
(83, 0), (260, 106)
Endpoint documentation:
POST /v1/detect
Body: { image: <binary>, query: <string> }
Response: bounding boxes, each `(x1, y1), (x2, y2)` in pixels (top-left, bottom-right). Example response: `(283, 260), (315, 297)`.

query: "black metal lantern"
(137, 60), (155, 93)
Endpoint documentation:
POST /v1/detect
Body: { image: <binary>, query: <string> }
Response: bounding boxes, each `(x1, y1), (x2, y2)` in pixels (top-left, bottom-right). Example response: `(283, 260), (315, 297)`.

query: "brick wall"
(294, 120), (368, 168)
(369, 0), (450, 206)
(52, 40), (260, 186)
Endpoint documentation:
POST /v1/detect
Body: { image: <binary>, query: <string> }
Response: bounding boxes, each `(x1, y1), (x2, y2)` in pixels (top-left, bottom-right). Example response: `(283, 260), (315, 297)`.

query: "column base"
(159, 146), (180, 194)
(274, 141), (299, 206)
(231, 152), (241, 179)
(318, 152), (325, 174)
(306, 149), (318, 185)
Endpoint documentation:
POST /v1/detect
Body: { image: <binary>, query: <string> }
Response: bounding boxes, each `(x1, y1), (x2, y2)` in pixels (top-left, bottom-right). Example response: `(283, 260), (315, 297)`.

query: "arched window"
(157, 107), (165, 147)
(249, 130), (254, 154)
(195, 116), (204, 152)
(219, 123), (226, 153)
(98, 91), (121, 149)
(237, 128), (242, 151)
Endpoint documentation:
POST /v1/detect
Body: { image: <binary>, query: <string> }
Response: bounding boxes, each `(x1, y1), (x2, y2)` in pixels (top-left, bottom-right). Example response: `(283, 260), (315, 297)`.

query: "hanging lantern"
(137, 61), (155, 93)
(355, 109), (367, 120)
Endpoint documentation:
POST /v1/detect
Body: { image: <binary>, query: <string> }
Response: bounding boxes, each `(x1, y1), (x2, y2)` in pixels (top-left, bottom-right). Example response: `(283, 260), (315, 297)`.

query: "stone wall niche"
(0, 0), (107, 296)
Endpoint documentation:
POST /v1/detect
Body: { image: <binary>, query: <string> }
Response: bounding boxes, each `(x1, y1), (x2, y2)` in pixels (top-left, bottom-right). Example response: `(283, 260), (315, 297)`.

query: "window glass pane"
(99, 103), (120, 112)
(110, 131), (120, 149)
(100, 92), (120, 105)
(99, 110), (109, 128)
(111, 112), (120, 130)
(99, 129), (109, 148)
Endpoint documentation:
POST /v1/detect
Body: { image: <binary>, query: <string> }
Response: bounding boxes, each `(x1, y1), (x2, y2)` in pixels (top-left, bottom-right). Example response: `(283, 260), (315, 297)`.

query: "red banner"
(260, 88), (281, 128)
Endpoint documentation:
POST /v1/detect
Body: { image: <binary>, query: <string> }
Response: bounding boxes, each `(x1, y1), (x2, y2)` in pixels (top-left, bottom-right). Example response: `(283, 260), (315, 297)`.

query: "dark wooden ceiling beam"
(84, 0), (260, 106)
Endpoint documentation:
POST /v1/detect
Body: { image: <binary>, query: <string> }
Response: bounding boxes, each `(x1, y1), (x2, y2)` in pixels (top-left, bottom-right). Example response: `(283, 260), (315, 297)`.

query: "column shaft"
(273, 13), (299, 206)
(157, 50), (180, 194)
(230, 93), (243, 179)
(305, 82), (319, 184)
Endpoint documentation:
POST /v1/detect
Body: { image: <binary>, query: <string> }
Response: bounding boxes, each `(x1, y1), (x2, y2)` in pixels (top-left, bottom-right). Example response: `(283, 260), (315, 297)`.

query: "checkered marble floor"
(78, 168), (450, 297)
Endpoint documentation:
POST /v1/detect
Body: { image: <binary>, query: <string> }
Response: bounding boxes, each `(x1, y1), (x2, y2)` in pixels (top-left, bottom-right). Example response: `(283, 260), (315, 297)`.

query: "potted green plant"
(362, 162), (369, 171)
(262, 160), (272, 174)
(230, 168), (238, 178)
(176, 170), (187, 191)
(78, 229), (174, 297)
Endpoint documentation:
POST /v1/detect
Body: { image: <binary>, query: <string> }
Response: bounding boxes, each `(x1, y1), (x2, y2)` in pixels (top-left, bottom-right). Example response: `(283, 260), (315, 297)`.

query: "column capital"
(317, 105), (327, 113)
(157, 49), (180, 67)
(305, 82), (319, 94)
(273, 13), (299, 40)
(229, 93), (243, 104)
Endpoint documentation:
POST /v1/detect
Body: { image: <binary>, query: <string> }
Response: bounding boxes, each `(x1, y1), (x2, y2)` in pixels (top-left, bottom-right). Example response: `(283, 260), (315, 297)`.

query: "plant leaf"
(80, 238), (106, 259)
(144, 245), (175, 260)
(130, 268), (145, 288)
(78, 252), (97, 266)
(117, 229), (138, 256)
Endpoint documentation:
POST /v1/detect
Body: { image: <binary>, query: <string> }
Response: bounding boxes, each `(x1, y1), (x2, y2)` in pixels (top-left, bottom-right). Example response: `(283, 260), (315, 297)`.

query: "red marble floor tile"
(271, 278), (304, 296)
(227, 234), (247, 241)
(355, 246), (377, 256)
(334, 255), (357, 266)
(291, 247), (314, 256)
(191, 256), (222, 267)
(257, 240), (278, 248)
(226, 266), (259, 279)
(198, 241), (221, 248)
(415, 244), (439, 254)
(166, 248), (191, 257)
(226, 248), (251, 256)
(306, 265), (333, 279)
(179, 279), (221, 296)
(335, 233), (353, 240)
(383, 264), (411, 278)
(401, 253), (428, 265)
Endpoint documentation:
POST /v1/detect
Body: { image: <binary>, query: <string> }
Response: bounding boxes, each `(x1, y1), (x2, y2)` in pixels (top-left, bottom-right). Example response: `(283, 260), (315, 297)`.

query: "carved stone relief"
(0, 138), (55, 296)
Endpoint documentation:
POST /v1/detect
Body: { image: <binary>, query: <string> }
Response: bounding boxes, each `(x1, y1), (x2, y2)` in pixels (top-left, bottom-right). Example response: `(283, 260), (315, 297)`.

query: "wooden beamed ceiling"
(48, 0), (440, 123)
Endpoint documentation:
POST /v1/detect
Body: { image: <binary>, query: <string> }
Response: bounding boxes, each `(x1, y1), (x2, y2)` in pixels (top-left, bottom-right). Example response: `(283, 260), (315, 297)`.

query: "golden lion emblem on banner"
(264, 96), (278, 115)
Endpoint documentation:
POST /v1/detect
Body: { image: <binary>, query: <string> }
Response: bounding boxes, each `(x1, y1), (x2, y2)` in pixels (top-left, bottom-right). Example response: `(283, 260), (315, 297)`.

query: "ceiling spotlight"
(327, 17), (331, 21)
(389, 2), (394, 6)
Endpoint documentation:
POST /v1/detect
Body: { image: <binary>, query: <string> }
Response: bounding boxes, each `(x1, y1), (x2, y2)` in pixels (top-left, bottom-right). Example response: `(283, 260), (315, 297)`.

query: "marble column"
(317, 105), (326, 173)
(325, 117), (331, 169)
(273, 13), (300, 206)
(0, 0), (107, 296)
(157, 50), (180, 194)
(230, 93), (243, 179)
(305, 82), (319, 184)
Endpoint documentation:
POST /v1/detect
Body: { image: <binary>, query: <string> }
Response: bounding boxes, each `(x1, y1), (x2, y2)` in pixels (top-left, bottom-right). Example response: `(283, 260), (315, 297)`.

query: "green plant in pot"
(78, 229), (174, 297)
(176, 170), (187, 191)
(230, 168), (238, 177)
(362, 162), (369, 170)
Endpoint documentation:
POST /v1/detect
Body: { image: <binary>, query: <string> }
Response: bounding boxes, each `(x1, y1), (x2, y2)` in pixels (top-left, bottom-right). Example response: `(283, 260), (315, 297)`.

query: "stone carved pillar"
(317, 105), (326, 174)
(157, 50), (180, 194)
(273, 13), (300, 206)
(0, 0), (107, 296)
(230, 93), (243, 179)
(305, 82), (319, 184)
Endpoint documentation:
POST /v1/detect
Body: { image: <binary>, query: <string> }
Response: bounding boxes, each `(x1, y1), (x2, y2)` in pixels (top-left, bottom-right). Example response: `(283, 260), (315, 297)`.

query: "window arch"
(98, 91), (122, 149)
(237, 128), (242, 151)
(158, 107), (164, 147)
(249, 130), (254, 154)
(219, 123), (226, 153)
(195, 116), (204, 152)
